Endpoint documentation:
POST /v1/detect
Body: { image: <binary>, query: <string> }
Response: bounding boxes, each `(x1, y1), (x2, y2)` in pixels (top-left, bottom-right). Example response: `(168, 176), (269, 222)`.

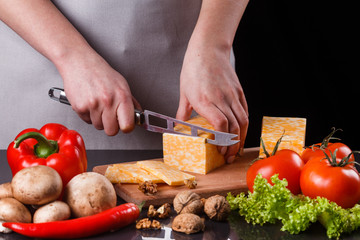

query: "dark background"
(233, 0), (358, 150)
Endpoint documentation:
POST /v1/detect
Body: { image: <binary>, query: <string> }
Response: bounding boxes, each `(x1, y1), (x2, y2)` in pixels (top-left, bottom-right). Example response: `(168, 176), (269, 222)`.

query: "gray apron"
(0, 0), (234, 150)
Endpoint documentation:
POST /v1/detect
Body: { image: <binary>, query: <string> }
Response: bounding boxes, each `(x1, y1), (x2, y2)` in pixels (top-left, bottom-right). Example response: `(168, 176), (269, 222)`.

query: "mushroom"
(11, 165), (63, 205)
(0, 198), (31, 233)
(64, 172), (116, 218)
(33, 201), (71, 223)
(0, 182), (13, 199)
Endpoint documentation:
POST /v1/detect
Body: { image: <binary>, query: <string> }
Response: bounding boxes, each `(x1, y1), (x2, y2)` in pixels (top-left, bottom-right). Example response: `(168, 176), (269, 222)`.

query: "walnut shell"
(204, 195), (231, 221)
(172, 213), (205, 234)
(173, 190), (203, 215)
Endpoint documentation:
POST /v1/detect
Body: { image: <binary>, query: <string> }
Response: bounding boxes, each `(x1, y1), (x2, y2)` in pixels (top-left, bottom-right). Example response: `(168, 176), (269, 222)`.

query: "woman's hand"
(57, 48), (141, 136)
(176, 0), (249, 163)
(177, 44), (248, 163)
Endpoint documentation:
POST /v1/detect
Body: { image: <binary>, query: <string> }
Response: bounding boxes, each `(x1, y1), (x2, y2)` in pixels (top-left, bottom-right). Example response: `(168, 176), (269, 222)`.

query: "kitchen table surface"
(1, 149), (360, 240)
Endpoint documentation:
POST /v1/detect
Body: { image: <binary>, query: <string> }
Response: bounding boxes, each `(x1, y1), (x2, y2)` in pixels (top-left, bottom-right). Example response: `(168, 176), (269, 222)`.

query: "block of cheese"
(163, 115), (225, 175)
(105, 163), (164, 184)
(136, 160), (195, 186)
(259, 116), (306, 158)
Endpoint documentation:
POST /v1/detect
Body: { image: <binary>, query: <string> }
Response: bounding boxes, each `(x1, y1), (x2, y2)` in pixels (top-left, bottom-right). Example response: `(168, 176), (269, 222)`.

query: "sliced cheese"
(259, 116), (306, 158)
(163, 115), (225, 175)
(136, 160), (195, 186)
(105, 163), (164, 184)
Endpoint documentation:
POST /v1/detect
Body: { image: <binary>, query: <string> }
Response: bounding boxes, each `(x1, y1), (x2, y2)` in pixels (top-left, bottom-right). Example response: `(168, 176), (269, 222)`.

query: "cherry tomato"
(246, 149), (304, 195)
(300, 153), (360, 209)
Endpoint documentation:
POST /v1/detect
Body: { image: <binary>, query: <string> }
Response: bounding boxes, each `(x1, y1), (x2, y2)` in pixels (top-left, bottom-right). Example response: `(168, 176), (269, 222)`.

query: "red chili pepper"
(2, 203), (140, 239)
(7, 123), (87, 186)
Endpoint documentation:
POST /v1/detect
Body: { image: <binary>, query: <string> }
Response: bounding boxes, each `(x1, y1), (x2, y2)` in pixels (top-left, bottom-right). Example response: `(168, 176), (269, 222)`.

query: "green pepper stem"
(137, 201), (145, 212)
(14, 132), (59, 158)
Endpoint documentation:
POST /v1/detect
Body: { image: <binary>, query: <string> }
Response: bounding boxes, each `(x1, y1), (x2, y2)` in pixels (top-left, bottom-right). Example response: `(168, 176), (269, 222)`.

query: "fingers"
(70, 91), (137, 136)
(101, 92), (136, 134)
(211, 105), (247, 163)
(230, 95), (249, 155)
(188, 94), (248, 164)
(71, 96), (94, 125)
(116, 94), (135, 133)
(219, 121), (239, 164)
(191, 99), (236, 163)
(212, 105), (240, 164)
(76, 110), (92, 125)
(238, 83), (249, 116)
(132, 96), (142, 112)
(101, 95), (119, 136)
(176, 93), (193, 121)
(211, 86), (249, 162)
(225, 106), (248, 163)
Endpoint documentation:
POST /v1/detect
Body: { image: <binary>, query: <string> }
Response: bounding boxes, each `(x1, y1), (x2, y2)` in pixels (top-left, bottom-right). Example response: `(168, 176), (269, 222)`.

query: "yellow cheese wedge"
(163, 115), (225, 174)
(136, 160), (195, 186)
(259, 116), (306, 158)
(105, 163), (164, 184)
(163, 116), (225, 174)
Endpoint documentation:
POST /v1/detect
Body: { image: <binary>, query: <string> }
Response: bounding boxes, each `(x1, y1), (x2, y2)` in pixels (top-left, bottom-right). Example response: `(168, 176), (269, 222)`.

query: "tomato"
(301, 128), (353, 164)
(302, 142), (353, 164)
(246, 149), (304, 195)
(300, 153), (360, 209)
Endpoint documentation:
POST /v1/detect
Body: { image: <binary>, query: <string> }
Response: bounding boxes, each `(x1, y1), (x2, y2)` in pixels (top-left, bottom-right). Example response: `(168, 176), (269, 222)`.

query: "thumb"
(176, 94), (193, 121)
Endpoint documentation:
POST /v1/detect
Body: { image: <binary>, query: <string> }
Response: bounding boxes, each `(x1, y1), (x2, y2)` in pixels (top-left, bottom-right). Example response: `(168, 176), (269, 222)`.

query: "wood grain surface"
(93, 147), (258, 207)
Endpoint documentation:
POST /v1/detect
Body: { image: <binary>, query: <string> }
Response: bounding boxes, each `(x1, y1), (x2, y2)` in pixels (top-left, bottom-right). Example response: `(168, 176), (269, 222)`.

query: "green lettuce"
(226, 174), (360, 239)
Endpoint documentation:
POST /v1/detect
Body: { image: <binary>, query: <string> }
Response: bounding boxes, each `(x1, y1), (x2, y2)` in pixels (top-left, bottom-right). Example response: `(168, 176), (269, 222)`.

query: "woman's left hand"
(176, 43), (249, 163)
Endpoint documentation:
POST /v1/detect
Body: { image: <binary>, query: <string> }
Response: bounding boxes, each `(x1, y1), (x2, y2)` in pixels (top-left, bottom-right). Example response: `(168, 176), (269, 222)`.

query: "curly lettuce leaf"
(317, 198), (360, 239)
(227, 174), (360, 239)
(280, 195), (317, 234)
(227, 174), (300, 225)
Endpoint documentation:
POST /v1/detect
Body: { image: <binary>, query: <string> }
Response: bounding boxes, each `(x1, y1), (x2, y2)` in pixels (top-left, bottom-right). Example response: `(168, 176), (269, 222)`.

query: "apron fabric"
(0, 0), (235, 150)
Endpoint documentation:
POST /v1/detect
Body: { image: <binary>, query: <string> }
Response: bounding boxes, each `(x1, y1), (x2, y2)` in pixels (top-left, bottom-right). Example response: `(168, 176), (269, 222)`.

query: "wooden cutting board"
(93, 147), (258, 207)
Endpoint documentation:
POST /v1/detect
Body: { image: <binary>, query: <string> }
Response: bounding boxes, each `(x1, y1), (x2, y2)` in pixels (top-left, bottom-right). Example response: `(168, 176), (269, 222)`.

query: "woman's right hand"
(56, 48), (141, 136)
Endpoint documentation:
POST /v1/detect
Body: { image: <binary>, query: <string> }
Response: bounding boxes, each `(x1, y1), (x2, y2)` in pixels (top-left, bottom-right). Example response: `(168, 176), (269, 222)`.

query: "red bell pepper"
(7, 123), (87, 186)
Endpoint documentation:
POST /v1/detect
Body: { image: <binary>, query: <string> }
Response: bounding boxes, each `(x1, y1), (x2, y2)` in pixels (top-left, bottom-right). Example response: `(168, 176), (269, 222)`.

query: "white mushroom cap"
(64, 172), (116, 218)
(11, 165), (63, 205)
(0, 198), (31, 233)
(33, 201), (71, 223)
(0, 198), (31, 223)
(0, 183), (13, 199)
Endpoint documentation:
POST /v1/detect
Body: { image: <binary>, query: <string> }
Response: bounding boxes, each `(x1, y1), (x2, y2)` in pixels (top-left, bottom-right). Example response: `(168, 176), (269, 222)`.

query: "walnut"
(151, 219), (161, 229)
(136, 218), (152, 229)
(147, 205), (158, 218)
(184, 179), (197, 189)
(173, 190), (204, 215)
(172, 213), (205, 234)
(136, 218), (161, 230)
(204, 195), (231, 221)
(138, 181), (157, 195)
(157, 203), (171, 219)
(147, 203), (171, 219)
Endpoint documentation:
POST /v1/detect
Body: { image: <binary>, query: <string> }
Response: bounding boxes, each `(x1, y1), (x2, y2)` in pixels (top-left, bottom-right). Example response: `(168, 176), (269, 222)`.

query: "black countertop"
(0, 150), (359, 240)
